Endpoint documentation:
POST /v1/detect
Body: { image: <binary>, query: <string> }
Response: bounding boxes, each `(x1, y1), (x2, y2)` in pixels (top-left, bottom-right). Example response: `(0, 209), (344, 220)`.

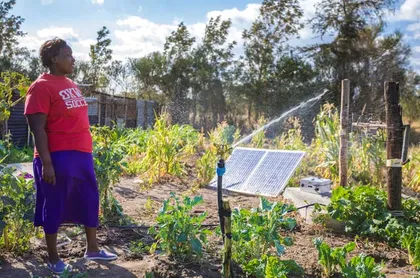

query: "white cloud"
(37, 27), (79, 39)
(19, 35), (44, 52)
(113, 17), (174, 60)
(414, 46), (420, 54)
(207, 3), (260, 28)
(41, 0), (54, 5)
(112, 4), (259, 61)
(92, 0), (104, 5)
(388, 0), (420, 21)
(111, 2), (327, 60)
(407, 22), (420, 32)
(77, 39), (96, 48)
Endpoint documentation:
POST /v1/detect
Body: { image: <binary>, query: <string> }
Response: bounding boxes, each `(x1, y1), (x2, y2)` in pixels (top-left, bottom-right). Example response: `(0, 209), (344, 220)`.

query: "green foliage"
(311, 103), (340, 181)
(149, 193), (211, 260)
(313, 238), (356, 277)
(0, 135), (33, 164)
(401, 226), (420, 269)
(0, 71), (30, 122)
(342, 253), (385, 278)
(315, 185), (420, 245)
(314, 239), (385, 278)
(308, 103), (387, 187)
(231, 198), (298, 275)
(405, 146), (420, 192)
(244, 254), (305, 278)
(0, 165), (35, 253)
(140, 114), (198, 185)
(196, 122), (236, 185)
(251, 116), (267, 148)
(91, 125), (126, 224)
(129, 240), (150, 256)
(196, 149), (217, 185)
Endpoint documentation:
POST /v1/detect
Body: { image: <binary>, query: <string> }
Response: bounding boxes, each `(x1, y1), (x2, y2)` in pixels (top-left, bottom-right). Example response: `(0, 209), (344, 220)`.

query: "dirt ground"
(0, 177), (418, 278)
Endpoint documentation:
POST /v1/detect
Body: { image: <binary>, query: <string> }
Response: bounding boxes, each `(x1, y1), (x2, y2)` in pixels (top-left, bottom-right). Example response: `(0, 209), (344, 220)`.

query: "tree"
(0, 72), (30, 137)
(80, 26), (113, 90)
(239, 0), (304, 124)
(191, 16), (235, 129)
(308, 0), (396, 105)
(107, 60), (134, 122)
(401, 71), (420, 122)
(129, 52), (166, 102)
(0, 0), (26, 72)
(162, 22), (196, 124)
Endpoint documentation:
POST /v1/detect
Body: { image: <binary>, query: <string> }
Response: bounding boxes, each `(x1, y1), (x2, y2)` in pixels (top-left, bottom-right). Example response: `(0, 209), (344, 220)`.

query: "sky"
(11, 0), (420, 73)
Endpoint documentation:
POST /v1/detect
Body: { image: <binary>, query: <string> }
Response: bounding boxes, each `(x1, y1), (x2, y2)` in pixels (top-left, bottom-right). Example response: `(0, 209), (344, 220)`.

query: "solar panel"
(209, 147), (305, 197)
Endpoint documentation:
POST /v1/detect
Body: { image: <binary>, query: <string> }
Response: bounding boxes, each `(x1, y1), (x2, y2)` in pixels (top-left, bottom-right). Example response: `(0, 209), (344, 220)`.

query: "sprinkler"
(215, 143), (231, 240)
(215, 143), (234, 277)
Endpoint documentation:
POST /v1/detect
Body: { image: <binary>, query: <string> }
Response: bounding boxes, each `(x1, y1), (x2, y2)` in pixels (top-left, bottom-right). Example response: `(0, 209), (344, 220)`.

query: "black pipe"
(217, 158), (226, 240)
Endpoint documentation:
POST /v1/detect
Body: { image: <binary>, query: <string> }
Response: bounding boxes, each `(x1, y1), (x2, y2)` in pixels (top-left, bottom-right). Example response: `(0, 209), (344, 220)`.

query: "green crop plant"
(149, 193), (211, 261)
(313, 238), (356, 277)
(342, 253), (385, 278)
(91, 125), (127, 224)
(401, 226), (420, 269)
(140, 113), (199, 185)
(251, 116), (267, 148)
(0, 166), (36, 253)
(196, 122), (236, 186)
(231, 198), (297, 275)
(244, 254), (304, 278)
(314, 186), (420, 246)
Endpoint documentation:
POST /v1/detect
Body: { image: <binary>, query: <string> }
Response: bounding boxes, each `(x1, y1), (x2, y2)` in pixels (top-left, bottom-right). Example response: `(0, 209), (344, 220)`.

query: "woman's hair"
(39, 38), (68, 68)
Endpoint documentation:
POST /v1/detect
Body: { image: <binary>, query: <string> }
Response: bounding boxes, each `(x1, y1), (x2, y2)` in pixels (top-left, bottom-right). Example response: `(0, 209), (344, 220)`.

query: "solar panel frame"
(208, 147), (305, 197)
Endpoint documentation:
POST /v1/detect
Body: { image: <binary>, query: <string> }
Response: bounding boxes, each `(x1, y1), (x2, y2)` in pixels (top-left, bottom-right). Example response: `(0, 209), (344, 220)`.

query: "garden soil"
(0, 177), (417, 278)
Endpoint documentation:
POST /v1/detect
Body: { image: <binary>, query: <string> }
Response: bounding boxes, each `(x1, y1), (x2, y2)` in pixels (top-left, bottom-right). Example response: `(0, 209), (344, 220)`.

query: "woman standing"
(24, 38), (117, 275)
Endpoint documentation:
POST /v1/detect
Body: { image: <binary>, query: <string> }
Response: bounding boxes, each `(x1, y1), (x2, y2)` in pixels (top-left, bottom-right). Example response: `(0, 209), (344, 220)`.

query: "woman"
(24, 38), (117, 275)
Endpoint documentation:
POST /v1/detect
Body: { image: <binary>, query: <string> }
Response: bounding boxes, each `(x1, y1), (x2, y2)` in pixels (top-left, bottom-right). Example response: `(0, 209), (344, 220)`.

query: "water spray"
(232, 89), (329, 148)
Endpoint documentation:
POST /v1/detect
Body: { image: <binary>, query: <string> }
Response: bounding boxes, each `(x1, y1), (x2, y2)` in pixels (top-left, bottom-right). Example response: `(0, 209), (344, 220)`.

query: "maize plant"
(140, 113), (199, 185)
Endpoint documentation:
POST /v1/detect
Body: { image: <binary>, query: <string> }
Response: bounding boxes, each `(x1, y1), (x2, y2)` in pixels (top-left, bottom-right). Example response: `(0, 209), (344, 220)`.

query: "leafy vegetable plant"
(244, 254), (305, 278)
(231, 198), (298, 276)
(0, 166), (36, 253)
(342, 253), (385, 278)
(314, 239), (385, 278)
(314, 185), (420, 245)
(401, 226), (420, 269)
(149, 193), (211, 261)
(313, 238), (356, 277)
(91, 125), (127, 224)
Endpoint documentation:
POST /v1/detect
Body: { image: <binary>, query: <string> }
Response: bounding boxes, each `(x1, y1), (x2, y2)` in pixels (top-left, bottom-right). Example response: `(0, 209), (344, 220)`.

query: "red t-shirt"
(24, 73), (92, 157)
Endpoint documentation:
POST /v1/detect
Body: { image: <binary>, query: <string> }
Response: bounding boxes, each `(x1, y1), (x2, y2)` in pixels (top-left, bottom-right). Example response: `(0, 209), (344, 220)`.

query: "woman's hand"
(42, 163), (56, 185)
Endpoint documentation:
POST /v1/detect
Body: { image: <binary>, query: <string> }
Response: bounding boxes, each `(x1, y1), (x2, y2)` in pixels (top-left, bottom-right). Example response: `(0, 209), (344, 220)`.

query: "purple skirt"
(33, 150), (99, 234)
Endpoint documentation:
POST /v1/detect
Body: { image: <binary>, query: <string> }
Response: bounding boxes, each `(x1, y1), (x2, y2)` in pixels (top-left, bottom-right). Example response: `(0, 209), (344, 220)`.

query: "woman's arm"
(27, 113), (56, 185)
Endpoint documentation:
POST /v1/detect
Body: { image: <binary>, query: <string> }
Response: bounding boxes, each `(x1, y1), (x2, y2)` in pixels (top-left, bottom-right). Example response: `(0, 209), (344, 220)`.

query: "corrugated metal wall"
(7, 92), (31, 147)
(4, 91), (156, 147)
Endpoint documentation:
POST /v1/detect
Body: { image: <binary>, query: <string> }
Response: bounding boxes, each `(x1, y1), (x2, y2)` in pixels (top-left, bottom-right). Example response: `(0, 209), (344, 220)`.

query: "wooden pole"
(384, 81), (403, 211)
(222, 199), (232, 278)
(339, 79), (350, 187)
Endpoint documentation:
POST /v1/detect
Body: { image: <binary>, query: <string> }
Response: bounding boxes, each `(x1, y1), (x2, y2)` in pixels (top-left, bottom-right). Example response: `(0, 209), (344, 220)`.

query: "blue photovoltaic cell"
(209, 148), (265, 190)
(209, 147), (305, 197)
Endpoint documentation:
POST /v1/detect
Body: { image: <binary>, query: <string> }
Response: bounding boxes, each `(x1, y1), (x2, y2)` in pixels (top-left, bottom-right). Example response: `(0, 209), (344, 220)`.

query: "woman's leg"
(85, 227), (100, 253)
(45, 233), (60, 263)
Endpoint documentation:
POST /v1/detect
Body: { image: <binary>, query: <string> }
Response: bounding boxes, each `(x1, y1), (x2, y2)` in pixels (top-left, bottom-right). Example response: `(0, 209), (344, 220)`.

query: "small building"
(4, 91), (157, 147)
